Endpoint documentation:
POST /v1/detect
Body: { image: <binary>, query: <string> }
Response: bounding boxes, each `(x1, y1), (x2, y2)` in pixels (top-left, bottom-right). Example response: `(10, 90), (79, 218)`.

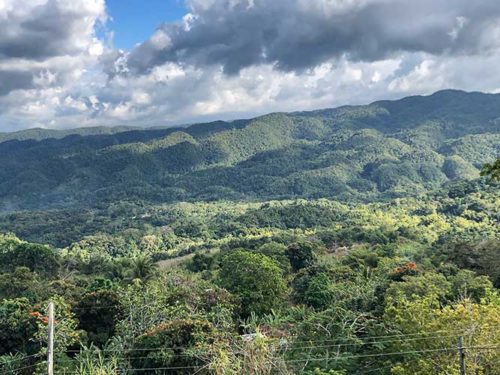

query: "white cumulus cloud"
(1, 0), (500, 131)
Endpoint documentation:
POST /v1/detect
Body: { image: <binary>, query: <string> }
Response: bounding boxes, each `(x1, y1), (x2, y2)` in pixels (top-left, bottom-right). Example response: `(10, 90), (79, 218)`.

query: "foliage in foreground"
(0, 180), (498, 374)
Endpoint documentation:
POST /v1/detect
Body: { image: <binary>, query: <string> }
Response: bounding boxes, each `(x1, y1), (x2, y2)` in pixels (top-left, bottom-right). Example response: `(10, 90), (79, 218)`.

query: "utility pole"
(458, 336), (466, 375)
(47, 302), (54, 375)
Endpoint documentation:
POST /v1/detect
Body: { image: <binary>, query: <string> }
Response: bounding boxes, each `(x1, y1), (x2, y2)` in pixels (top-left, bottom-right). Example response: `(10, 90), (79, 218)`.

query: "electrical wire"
(3, 362), (40, 374)
(62, 328), (496, 354)
(284, 333), (468, 351)
(0, 352), (42, 363)
(57, 346), (500, 375)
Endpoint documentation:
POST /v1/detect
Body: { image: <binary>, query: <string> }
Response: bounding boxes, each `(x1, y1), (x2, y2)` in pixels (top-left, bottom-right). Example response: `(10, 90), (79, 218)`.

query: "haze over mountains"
(1, 89), (499, 211)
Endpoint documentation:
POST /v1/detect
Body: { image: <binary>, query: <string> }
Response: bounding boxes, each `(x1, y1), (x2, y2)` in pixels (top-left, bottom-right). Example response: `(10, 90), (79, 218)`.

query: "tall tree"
(218, 250), (287, 316)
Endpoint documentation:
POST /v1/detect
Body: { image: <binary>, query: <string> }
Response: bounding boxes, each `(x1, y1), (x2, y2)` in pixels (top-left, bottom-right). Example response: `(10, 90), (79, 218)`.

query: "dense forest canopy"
(1, 90), (499, 211)
(0, 179), (498, 374)
(0, 90), (499, 374)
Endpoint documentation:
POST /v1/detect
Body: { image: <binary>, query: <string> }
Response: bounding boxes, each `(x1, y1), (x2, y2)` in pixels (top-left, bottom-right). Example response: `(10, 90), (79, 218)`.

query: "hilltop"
(0, 89), (498, 211)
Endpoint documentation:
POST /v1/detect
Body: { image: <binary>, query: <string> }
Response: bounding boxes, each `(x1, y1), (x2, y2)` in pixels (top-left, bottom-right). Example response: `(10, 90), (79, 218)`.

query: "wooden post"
(47, 302), (54, 375)
(458, 336), (466, 375)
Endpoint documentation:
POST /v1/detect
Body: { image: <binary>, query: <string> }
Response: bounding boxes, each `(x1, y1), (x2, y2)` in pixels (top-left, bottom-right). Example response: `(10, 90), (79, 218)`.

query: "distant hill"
(0, 89), (499, 211)
(0, 126), (141, 143)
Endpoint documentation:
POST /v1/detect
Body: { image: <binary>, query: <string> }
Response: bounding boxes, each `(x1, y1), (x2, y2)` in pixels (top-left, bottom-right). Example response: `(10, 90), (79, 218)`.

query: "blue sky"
(106, 0), (186, 49)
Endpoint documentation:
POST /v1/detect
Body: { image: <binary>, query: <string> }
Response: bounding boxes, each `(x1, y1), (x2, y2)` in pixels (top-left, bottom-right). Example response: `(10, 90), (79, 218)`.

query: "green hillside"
(1, 90), (499, 211)
(0, 179), (498, 374)
(0, 126), (139, 143)
(0, 90), (499, 375)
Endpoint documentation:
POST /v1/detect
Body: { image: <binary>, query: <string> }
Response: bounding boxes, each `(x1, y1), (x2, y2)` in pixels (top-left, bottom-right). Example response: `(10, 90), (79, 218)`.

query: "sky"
(106, 0), (186, 49)
(1, 0), (500, 131)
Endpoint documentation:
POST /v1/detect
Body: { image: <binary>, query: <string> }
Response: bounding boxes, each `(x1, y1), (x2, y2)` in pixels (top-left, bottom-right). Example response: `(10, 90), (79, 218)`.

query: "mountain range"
(1, 89), (499, 211)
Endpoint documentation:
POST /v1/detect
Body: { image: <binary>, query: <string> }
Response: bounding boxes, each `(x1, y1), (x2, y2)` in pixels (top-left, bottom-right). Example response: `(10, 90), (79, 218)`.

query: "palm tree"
(128, 254), (158, 282)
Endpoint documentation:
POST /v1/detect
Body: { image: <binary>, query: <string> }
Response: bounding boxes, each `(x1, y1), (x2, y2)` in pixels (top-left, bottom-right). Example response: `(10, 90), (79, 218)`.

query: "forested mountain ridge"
(0, 91), (499, 374)
(0, 125), (139, 143)
(1, 89), (499, 210)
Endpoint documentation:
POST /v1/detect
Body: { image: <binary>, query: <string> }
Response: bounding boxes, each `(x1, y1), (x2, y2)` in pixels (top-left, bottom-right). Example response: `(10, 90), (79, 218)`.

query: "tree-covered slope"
(0, 125), (139, 143)
(0, 180), (499, 374)
(1, 90), (499, 210)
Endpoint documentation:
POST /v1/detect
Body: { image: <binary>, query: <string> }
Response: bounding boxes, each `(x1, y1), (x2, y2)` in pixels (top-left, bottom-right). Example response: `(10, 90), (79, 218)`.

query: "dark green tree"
(75, 290), (123, 347)
(188, 252), (214, 272)
(0, 243), (59, 276)
(481, 158), (500, 180)
(286, 242), (316, 272)
(218, 250), (287, 316)
(0, 298), (39, 355)
(129, 319), (215, 374)
(0, 267), (41, 301)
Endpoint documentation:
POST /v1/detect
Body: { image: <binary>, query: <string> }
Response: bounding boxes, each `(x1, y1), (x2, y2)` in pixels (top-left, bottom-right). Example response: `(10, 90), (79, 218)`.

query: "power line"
(0, 353), (42, 364)
(62, 364), (202, 374)
(282, 347), (457, 362)
(466, 345), (500, 350)
(62, 329), (495, 354)
(358, 364), (398, 374)
(68, 352), (206, 360)
(3, 362), (39, 374)
(284, 333), (468, 351)
(127, 365), (201, 371)
(61, 345), (500, 364)
(55, 346), (500, 375)
(286, 326), (499, 345)
(22, 345), (499, 375)
(279, 345), (500, 362)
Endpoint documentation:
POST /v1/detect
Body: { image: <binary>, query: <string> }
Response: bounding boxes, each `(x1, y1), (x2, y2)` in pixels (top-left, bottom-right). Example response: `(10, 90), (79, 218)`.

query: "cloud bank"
(1, 0), (500, 131)
(126, 0), (500, 74)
